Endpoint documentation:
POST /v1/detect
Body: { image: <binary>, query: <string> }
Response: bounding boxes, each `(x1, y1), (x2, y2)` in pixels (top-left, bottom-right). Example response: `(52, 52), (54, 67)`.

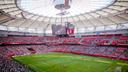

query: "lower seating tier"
(0, 45), (128, 61)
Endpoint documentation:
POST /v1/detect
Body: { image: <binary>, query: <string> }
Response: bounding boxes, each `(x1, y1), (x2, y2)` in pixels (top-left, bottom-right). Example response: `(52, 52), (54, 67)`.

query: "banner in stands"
(66, 22), (75, 35)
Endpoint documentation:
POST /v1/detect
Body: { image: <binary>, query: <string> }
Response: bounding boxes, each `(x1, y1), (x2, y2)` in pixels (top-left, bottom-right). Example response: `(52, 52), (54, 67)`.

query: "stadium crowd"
(0, 34), (128, 46)
(0, 55), (32, 72)
(0, 45), (128, 60)
(0, 34), (128, 71)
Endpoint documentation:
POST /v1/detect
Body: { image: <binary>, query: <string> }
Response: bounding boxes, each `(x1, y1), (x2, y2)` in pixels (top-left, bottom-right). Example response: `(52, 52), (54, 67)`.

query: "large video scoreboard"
(52, 22), (75, 36)
(52, 24), (67, 35)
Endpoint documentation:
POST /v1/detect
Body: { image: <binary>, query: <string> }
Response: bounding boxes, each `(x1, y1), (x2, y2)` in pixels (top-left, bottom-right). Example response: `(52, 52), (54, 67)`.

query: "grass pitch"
(13, 53), (128, 72)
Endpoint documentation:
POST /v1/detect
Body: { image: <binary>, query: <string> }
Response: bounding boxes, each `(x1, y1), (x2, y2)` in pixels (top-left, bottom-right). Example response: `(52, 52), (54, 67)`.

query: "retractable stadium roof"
(0, 0), (128, 34)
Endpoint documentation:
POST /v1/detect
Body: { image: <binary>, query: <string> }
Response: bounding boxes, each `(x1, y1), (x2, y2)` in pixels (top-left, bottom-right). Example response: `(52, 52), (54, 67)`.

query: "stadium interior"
(0, 0), (128, 72)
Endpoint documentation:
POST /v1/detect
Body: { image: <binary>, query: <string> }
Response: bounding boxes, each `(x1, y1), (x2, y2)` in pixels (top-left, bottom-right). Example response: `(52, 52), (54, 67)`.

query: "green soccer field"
(13, 52), (128, 72)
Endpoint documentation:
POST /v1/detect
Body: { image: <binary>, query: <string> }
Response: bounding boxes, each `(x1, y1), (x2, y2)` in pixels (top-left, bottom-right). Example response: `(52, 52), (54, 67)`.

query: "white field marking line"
(21, 55), (128, 66)
(95, 60), (112, 64)
(36, 55), (90, 61)
(117, 62), (128, 66)
(42, 55), (74, 58)
(34, 55), (112, 63)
